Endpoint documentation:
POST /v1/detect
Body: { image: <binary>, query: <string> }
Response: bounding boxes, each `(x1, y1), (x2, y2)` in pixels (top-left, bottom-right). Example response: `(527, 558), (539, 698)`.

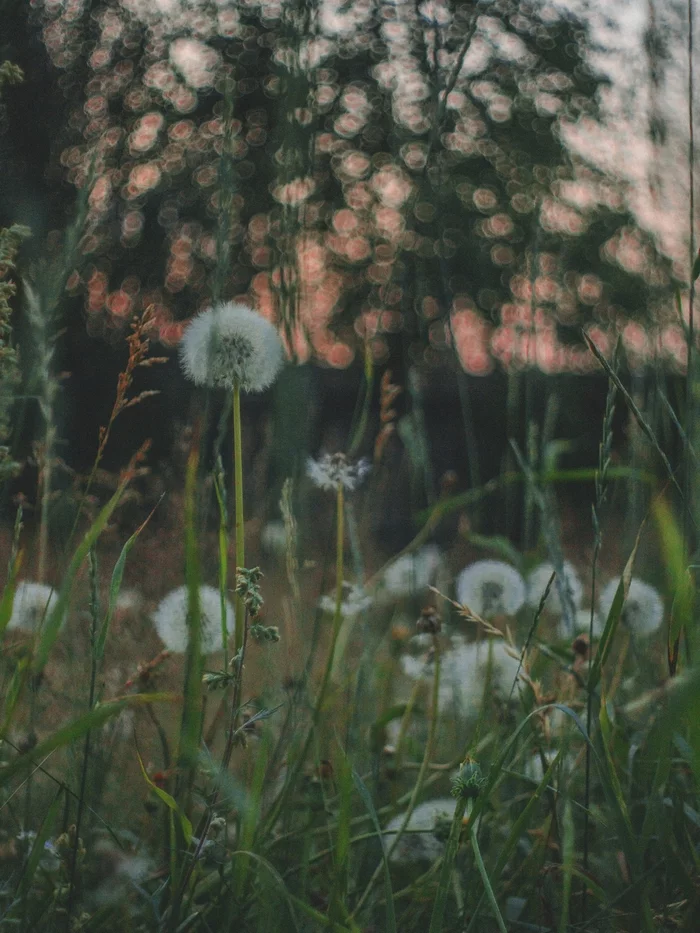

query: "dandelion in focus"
(7, 581), (61, 634)
(152, 584), (234, 654)
(598, 577), (664, 636)
(456, 560), (526, 618)
(179, 301), (284, 393)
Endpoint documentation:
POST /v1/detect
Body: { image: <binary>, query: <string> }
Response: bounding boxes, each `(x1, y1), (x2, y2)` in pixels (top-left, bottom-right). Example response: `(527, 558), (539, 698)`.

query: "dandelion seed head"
(400, 635), (524, 714)
(561, 608), (602, 639)
(319, 582), (372, 617)
(384, 798), (457, 864)
(152, 584), (234, 654)
(456, 560), (526, 618)
(179, 302), (284, 392)
(7, 582), (62, 634)
(260, 520), (287, 557)
(598, 577), (664, 636)
(526, 561), (583, 615)
(381, 545), (444, 598)
(306, 452), (371, 492)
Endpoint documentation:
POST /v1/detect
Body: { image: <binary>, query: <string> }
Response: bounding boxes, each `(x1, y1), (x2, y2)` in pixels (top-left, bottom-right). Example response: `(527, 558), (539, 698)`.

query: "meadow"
(2, 1), (700, 931)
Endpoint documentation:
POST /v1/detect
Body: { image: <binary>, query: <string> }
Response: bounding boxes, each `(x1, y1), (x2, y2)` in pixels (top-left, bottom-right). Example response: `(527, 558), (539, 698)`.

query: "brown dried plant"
(373, 369), (402, 464)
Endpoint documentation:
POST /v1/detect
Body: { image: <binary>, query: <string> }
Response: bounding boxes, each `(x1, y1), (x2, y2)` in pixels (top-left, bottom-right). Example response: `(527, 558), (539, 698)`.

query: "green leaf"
(0, 693), (174, 786)
(97, 498), (162, 661)
(136, 748), (192, 846)
(351, 768), (397, 933)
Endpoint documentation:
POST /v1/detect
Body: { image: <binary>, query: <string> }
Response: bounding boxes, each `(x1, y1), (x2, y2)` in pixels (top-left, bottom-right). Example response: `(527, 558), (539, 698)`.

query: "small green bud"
(451, 758), (485, 801)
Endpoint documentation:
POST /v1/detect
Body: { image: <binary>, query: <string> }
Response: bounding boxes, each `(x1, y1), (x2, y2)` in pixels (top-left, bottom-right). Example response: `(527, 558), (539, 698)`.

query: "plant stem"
(233, 379), (245, 654)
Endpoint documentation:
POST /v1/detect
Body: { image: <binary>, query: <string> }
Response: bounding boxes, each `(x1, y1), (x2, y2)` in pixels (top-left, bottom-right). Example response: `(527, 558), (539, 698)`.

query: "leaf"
(136, 749), (192, 846)
(588, 523), (644, 693)
(96, 497), (162, 661)
(352, 768), (397, 933)
(0, 694), (174, 786)
(32, 477), (132, 675)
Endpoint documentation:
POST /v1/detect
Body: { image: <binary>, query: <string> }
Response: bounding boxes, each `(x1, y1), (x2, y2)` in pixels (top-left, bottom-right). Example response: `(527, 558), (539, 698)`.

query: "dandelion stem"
(233, 378), (245, 654)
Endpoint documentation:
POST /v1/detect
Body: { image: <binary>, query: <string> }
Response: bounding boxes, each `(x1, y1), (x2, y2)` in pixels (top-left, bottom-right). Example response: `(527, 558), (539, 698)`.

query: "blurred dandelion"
(383, 798), (457, 864)
(526, 561), (583, 615)
(179, 301), (284, 392)
(260, 520), (288, 558)
(319, 582), (371, 617)
(7, 582), (61, 633)
(152, 584), (234, 654)
(598, 578), (664, 636)
(381, 544), (444, 598)
(401, 635), (524, 713)
(456, 560), (526, 618)
(306, 452), (371, 492)
(561, 608), (602, 639)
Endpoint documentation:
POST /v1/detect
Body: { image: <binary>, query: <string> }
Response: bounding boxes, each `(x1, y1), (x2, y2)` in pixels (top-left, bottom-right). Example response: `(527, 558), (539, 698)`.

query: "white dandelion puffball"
(179, 302), (284, 392)
(560, 608), (602, 639)
(383, 798), (457, 864)
(400, 635), (524, 713)
(319, 582), (372, 617)
(382, 545), (444, 599)
(152, 585), (234, 654)
(306, 453), (371, 492)
(261, 520), (288, 558)
(526, 561), (583, 616)
(439, 637), (523, 710)
(598, 577), (664, 637)
(456, 560), (526, 618)
(7, 582), (61, 633)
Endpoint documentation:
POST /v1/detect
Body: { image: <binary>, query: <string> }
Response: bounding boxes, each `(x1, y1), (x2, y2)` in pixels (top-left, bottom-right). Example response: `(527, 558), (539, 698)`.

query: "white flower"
(306, 453), (370, 492)
(598, 577), (664, 636)
(381, 545), (444, 599)
(152, 585), (234, 654)
(383, 798), (457, 864)
(526, 561), (583, 616)
(560, 608), (602, 639)
(400, 635), (524, 713)
(319, 582), (372, 617)
(7, 582), (61, 633)
(456, 561), (526, 618)
(260, 520), (288, 557)
(179, 302), (284, 392)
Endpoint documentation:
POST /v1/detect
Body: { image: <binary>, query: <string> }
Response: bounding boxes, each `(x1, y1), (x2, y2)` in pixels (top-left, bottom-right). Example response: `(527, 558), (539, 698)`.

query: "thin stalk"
(65, 546), (100, 929)
(428, 796), (469, 933)
(260, 481), (346, 838)
(352, 636), (441, 920)
(233, 379), (245, 653)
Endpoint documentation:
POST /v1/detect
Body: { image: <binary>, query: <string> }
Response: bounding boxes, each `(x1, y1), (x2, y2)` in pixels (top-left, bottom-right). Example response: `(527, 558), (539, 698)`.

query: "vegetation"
(1, 2), (699, 932)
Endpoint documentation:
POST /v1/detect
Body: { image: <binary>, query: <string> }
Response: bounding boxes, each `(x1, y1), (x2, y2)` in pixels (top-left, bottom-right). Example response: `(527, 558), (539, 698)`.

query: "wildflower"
(260, 520), (287, 557)
(306, 452), (370, 492)
(598, 577), (664, 636)
(383, 798), (457, 864)
(319, 582), (372, 617)
(455, 560), (526, 618)
(400, 635), (524, 713)
(152, 585), (234, 654)
(560, 608), (602, 639)
(179, 301), (284, 392)
(381, 545), (444, 599)
(526, 561), (583, 616)
(7, 581), (61, 633)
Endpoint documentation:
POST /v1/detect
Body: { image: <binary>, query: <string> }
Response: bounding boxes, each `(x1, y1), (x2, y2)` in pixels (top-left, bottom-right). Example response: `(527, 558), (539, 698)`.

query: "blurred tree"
(5, 0), (677, 379)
